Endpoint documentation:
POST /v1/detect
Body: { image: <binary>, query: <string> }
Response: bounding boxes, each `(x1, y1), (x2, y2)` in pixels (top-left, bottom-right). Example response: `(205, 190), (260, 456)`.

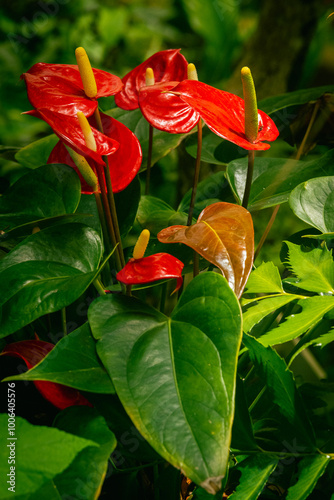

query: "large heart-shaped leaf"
(0, 164), (81, 230)
(0, 223), (103, 337)
(135, 195), (188, 235)
(157, 202), (254, 298)
(88, 272), (242, 493)
(227, 149), (334, 211)
(289, 176), (334, 234)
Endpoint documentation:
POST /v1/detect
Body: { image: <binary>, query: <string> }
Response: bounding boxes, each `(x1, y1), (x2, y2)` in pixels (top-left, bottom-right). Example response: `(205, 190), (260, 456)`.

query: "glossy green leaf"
(88, 272), (242, 493)
(229, 454), (279, 499)
(257, 295), (334, 346)
(15, 134), (59, 169)
(53, 407), (117, 500)
(158, 202), (254, 298)
(245, 262), (284, 294)
(284, 241), (334, 294)
(0, 214), (90, 251)
(258, 85), (334, 114)
(4, 323), (114, 393)
(242, 335), (316, 449)
(0, 164), (81, 229)
(285, 455), (330, 500)
(115, 175), (141, 236)
(107, 107), (187, 170)
(243, 295), (300, 333)
(289, 176), (334, 233)
(0, 414), (98, 498)
(0, 223), (103, 337)
(135, 195), (188, 235)
(227, 150), (334, 210)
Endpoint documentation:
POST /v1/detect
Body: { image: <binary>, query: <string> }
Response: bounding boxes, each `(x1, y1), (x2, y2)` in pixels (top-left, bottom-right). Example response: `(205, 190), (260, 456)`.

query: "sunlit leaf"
(245, 262), (284, 294)
(285, 455), (330, 500)
(289, 176), (334, 234)
(158, 202), (254, 297)
(0, 414), (98, 498)
(229, 454), (279, 499)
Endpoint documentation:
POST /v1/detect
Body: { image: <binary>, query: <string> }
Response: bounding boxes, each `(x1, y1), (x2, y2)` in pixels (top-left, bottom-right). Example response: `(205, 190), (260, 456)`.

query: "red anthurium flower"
(139, 81), (200, 133)
(21, 62), (123, 117)
(115, 49), (188, 110)
(1, 340), (92, 410)
(116, 253), (184, 292)
(163, 80), (279, 150)
(47, 111), (142, 194)
(26, 108), (119, 166)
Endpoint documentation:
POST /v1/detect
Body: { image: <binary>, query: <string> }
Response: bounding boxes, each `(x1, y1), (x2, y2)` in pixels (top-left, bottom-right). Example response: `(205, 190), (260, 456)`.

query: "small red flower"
(116, 253), (184, 293)
(21, 62), (123, 117)
(1, 340), (92, 410)
(114, 49), (188, 110)
(47, 111), (142, 194)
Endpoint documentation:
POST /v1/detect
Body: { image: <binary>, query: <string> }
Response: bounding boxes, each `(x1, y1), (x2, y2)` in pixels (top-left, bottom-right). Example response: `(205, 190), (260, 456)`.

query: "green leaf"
(285, 455), (330, 500)
(227, 150), (334, 211)
(243, 295), (300, 333)
(229, 454), (279, 499)
(258, 86), (334, 115)
(53, 407), (117, 500)
(289, 176), (334, 233)
(107, 107), (187, 170)
(15, 134), (59, 169)
(0, 414), (98, 498)
(0, 223), (103, 337)
(88, 272), (242, 493)
(135, 195), (188, 235)
(257, 296), (334, 347)
(0, 164), (81, 229)
(4, 323), (114, 393)
(231, 377), (258, 452)
(242, 335), (316, 449)
(115, 176), (141, 237)
(245, 262), (284, 294)
(284, 241), (334, 294)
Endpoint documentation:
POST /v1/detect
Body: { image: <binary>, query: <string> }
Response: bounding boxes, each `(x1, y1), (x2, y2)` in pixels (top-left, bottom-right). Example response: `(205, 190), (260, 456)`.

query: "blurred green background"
(0, 0), (334, 265)
(1, 0), (333, 146)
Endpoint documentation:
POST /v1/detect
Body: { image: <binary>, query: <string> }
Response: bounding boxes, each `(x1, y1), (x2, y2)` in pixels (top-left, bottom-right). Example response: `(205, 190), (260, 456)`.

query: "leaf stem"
(295, 100), (321, 161)
(145, 124), (154, 195)
(93, 278), (106, 296)
(187, 120), (202, 225)
(242, 150), (254, 209)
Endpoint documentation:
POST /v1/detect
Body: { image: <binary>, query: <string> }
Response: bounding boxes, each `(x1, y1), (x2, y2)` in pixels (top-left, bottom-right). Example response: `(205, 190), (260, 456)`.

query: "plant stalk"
(241, 150), (255, 209)
(145, 124), (154, 195)
(187, 120), (203, 226)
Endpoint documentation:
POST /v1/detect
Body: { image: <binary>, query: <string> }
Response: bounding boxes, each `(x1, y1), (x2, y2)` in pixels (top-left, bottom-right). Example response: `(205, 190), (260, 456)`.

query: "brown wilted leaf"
(157, 202), (254, 298)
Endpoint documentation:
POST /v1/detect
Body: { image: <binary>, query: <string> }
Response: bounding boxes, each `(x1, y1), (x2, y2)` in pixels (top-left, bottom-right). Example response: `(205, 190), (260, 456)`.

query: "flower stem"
(93, 278), (106, 296)
(254, 204), (280, 260)
(95, 165), (122, 273)
(242, 150), (254, 209)
(145, 124), (154, 195)
(93, 107), (125, 269)
(187, 120), (203, 226)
